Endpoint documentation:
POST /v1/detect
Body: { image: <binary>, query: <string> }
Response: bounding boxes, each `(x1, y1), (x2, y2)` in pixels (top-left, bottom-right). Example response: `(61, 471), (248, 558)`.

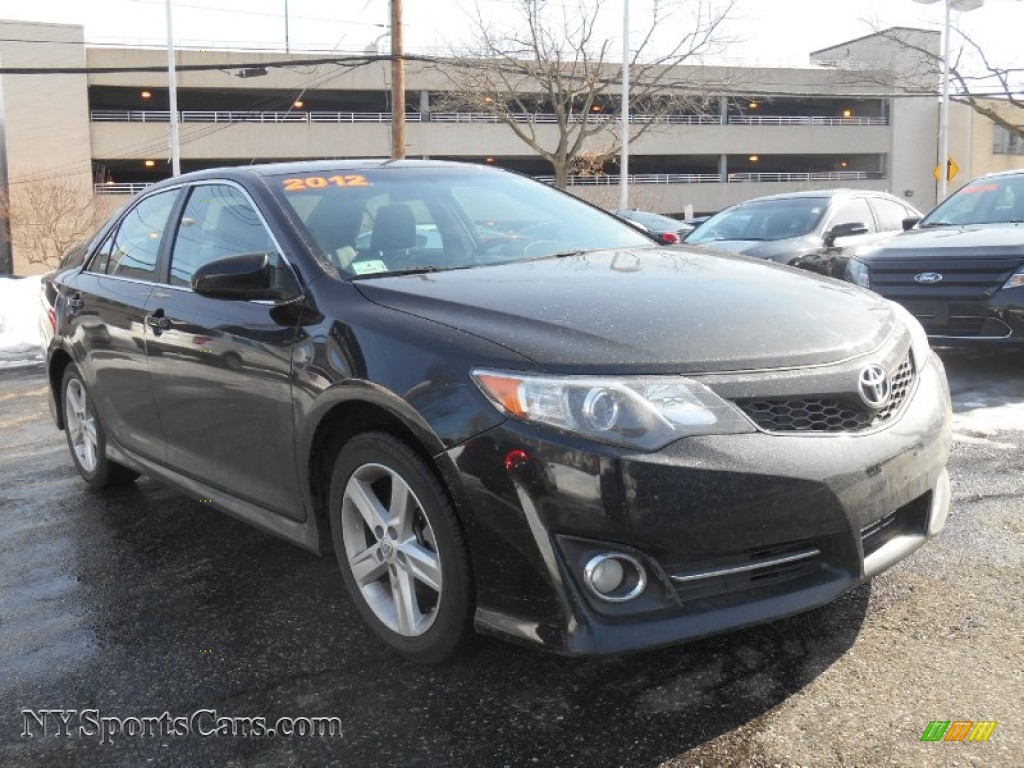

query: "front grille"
(667, 541), (823, 603)
(869, 257), (1020, 302)
(737, 353), (915, 433)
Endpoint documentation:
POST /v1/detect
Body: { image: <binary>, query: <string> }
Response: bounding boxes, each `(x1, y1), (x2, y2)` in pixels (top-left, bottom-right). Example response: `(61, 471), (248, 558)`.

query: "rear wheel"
(329, 432), (472, 663)
(62, 364), (138, 489)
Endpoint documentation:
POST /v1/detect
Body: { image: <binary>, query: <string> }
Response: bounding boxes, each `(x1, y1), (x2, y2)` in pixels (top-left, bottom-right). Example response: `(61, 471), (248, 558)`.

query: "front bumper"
(899, 293), (1024, 345)
(448, 350), (952, 655)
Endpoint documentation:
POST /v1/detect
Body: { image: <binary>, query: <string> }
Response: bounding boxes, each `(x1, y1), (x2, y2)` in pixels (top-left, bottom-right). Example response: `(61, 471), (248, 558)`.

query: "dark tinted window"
(169, 185), (278, 287)
(870, 197), (917, 231)
(59, 242), (89, 270)
(85, 234), (115, 274)
(829, 197), (876, 233)
(106, 189), (179, 280)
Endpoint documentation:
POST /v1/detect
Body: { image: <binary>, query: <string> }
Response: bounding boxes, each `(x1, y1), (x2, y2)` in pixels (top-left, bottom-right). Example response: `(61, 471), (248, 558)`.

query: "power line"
(0, 53), (434, 75)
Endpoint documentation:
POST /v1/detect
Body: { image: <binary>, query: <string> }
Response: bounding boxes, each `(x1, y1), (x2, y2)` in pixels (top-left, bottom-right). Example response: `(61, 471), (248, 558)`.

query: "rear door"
(144, 182), (305, 519)
(63, 187), (182, 462)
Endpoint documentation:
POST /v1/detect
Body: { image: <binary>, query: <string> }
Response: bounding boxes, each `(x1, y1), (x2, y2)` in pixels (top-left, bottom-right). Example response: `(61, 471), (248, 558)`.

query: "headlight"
(889, 302), (931, 362)
(1002, 268), (1024, 290)
(847, 258), (870, 288)
(471, 369), (755, 450)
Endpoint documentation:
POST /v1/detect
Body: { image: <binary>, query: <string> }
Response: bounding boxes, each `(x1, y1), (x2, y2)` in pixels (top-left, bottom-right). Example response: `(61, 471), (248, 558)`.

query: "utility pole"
(619, 0), (630, 210)
(165, 0), (181, 176)
(390, 0), (406, 159)
(284, 0), (291, 53)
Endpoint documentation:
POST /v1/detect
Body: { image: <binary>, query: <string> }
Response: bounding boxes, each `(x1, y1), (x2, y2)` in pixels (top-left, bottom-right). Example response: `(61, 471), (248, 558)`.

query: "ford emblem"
(914, 272), (943, 284)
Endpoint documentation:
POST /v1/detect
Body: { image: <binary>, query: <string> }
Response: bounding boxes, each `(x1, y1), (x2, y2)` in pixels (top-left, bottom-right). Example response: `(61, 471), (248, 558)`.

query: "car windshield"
(686, 198), (828, 244)
(920, 174), (1024, 227)
(269, 166), (652, 278)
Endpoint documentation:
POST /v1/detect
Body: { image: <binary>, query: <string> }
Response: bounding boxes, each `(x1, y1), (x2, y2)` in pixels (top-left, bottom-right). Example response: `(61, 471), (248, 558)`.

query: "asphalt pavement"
(0, 348), (1021, 767)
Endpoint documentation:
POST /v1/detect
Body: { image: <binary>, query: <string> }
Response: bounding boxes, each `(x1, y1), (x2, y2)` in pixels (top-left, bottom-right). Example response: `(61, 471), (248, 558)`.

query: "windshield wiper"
(919, 221), (953, 228)
(350, 265), (468, 280)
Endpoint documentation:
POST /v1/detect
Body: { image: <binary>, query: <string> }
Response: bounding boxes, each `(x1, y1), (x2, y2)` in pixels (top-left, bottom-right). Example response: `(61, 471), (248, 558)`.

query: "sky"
(0, 0), (1020, 73)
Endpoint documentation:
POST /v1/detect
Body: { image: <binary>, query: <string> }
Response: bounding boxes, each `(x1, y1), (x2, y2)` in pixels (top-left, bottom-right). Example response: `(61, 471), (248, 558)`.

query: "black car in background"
(847, 169), (1024, 345)
(685, 189), (922, 277)
(44, 160), (951, 662)
(612, 209), (693, 244)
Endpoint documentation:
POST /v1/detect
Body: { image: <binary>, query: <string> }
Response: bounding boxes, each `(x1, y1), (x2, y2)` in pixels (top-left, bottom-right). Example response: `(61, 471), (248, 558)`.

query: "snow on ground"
(951, 400), (1024, 450)
(0, 276), (44, 369)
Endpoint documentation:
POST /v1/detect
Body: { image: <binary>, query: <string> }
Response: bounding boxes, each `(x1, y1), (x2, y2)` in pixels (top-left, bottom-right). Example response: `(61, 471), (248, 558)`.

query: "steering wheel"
(475, 220), (564, 261)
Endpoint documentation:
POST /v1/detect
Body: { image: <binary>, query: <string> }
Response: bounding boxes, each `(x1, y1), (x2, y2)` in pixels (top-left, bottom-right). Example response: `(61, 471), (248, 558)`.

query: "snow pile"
(0, 276), (44, 368)
(953, 400), (1024, 436)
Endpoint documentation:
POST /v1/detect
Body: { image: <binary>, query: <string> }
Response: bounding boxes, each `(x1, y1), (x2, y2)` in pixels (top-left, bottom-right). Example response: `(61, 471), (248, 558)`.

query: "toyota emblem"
(914, 272), (943, 284)
(858, 364), (892, 409)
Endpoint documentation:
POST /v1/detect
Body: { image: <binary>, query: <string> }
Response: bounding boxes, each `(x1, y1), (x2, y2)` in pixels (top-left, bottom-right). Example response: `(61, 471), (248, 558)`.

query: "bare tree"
(868, 26), (1024, 140)
(434, 0), (738, 188)
(0, 177), (108, 271)
(946, 28), (1024, 141)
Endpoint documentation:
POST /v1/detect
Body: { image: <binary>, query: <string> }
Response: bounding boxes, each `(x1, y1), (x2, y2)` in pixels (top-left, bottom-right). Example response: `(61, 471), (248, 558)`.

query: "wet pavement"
(1, 349), (1021, 767)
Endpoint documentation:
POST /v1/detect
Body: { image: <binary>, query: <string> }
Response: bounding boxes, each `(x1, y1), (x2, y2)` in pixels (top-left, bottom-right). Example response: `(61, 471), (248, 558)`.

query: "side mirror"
(902, 216), (921, 231)
(824, 221), (869, 247)
(191, 252), (299, 301)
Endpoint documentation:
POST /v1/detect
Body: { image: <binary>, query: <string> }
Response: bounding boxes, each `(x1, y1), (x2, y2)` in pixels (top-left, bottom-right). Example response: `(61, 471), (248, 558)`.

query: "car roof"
(142, 158), (505, 190)
(732, 188), (891, 204)
(958, 168), (1024, 183)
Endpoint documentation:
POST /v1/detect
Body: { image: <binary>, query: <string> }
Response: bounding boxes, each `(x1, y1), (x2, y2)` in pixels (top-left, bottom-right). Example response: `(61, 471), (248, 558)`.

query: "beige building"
(948, 97), (1024, 183)
(0, 19), (992, 275)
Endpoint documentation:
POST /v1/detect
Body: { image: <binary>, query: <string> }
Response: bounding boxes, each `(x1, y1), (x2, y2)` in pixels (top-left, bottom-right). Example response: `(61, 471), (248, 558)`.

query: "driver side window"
(169, 184), (278, 287)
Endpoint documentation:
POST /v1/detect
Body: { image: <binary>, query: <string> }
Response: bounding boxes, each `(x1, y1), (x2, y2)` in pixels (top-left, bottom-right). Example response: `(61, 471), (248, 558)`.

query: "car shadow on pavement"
(2, 472), (871, 768)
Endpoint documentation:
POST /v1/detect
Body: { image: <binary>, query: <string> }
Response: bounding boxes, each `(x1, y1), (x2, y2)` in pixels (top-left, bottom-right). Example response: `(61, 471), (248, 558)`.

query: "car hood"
(858, 224), (1024, 260)
(353, 247), (897, 373)
(689, 235), (818, 263)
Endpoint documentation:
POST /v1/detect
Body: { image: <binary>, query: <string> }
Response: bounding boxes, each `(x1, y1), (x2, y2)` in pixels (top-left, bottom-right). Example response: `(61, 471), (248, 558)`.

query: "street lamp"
(912, 0), (985, 200)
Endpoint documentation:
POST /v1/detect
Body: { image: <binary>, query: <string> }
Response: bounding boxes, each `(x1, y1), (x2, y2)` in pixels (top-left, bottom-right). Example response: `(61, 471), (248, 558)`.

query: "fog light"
(583, 553), (647, 602)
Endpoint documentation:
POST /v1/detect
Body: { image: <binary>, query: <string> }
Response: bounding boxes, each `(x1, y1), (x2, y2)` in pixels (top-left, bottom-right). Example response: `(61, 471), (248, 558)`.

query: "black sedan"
(44, 160), (952, 662)
(612, 209), (693, 244)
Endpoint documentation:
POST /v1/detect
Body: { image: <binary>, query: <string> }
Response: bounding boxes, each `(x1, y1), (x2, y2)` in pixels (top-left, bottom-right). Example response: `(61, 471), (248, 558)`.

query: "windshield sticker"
(962, 183), (998, 194)
(283, 175), (370, 192)
(350, 260), (389, 275)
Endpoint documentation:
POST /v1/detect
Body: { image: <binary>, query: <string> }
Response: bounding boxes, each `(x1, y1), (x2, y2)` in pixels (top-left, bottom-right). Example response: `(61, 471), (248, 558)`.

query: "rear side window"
(829, 198), (876, 233)
(870, 198), (916, 231)
(169, 184), (278, 287)
(103, 189), (180, 280)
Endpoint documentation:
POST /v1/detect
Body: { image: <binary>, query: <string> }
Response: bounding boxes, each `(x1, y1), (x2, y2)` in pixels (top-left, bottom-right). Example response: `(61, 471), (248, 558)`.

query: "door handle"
(145, 311), (171, 333)
(68, 294), (84, 310)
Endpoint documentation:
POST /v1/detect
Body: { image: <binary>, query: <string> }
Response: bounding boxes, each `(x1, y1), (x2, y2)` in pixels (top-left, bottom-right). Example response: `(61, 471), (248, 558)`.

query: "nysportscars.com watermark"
(21, 709), (343, 744)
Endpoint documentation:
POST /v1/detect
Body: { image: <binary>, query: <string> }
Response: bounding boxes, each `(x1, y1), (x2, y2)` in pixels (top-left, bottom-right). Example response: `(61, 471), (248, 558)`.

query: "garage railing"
(90, 109), (888, 127)
(95, 170), (887, 196)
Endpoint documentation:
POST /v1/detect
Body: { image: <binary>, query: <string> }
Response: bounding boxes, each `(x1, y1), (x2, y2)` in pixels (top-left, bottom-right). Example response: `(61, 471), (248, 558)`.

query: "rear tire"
(329, 431), (472, 663)
(61, 364), (139, 490)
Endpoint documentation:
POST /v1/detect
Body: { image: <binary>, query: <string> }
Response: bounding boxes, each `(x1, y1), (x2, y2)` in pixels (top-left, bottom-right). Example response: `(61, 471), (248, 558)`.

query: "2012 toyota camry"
(44, 160), (952, 662)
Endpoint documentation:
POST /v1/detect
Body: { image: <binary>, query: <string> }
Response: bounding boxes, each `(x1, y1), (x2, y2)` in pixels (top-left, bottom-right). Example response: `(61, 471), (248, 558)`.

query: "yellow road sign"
(934, 155), (959, 182)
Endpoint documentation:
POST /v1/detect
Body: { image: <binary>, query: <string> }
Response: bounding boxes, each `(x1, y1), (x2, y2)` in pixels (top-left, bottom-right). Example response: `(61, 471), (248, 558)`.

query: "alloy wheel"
(340, 463), (443, 637)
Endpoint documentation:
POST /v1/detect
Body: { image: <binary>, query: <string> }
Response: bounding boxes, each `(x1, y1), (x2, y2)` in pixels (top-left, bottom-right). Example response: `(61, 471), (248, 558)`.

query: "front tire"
(329, 432), (472, 663)
(61, 364), (138, 489)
